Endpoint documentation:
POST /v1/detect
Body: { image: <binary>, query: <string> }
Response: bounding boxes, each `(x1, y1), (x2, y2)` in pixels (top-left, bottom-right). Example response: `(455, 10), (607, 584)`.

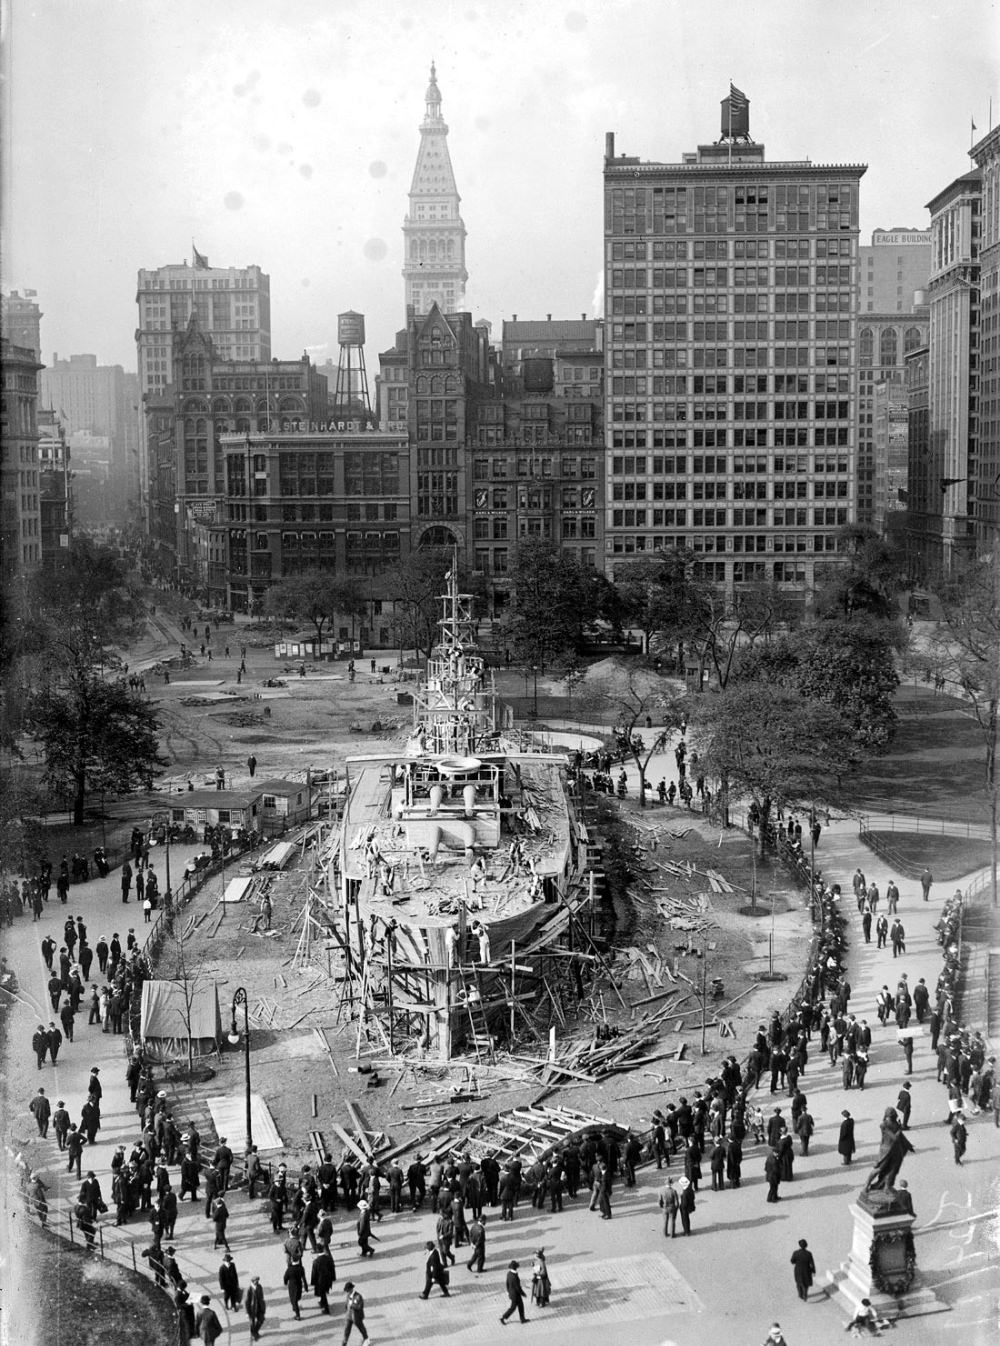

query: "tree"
(738, 617), (900, 752)
(262, 570), (367, 648)
(383, 548), (455, 663)
(926, 555), (1000, 906)
(579, 661), (687, 806)
(158, 927), (213, 1081)
(27, 679), (168, 826)
(813, 525), (904, 621)
(18, 540), (165, 825)
(692, 681), (861, 893)
(502, 540), (602, 668)
(612, 558), (680, 652)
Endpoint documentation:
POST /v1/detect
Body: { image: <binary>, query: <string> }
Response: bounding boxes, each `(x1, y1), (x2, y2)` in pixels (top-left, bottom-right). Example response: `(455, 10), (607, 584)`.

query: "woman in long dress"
(530, 1249), (551, 1306)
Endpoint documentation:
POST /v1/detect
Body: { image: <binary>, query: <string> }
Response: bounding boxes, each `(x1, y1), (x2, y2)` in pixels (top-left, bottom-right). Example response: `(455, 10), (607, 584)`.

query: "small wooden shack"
(169, 788), (264, 836)
(258, 778), (312, 835)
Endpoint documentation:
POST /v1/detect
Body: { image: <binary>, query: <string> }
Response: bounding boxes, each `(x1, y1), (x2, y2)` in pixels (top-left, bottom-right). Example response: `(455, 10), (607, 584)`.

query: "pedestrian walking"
(29, 1088), (51, 1137)
(342, 1282), (369, 1345)
(357, 1199), (376, 1257)
(284, 1257), (307, 1319)
(420, 1239), (450, 1298)
(920, 867), (933, 901)
(899, 1033), (914, 1075)
(218, 1252), (241, 1310)
(32, 1024), (48, 1069)
(467, 1213), (486, 1272)
(790, 1238), (816, 1301)
(211, 1195), (231, 1250)
(194, 1295), (223, 1344)
(499, 1260), (527, 1324)
(310, 1245), (337, 1313)
(245, 1275), (266, 1340)
(950, 1112), (968, 1165)
(677, 1174), (695, 1233)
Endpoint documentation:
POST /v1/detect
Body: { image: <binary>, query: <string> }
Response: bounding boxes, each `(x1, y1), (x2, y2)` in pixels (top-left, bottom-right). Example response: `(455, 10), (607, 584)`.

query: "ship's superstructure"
(335, 569), (597, 1060)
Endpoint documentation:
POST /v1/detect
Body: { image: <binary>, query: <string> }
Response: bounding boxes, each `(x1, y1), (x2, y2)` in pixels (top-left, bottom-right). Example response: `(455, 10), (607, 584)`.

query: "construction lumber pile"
(449, 1104), (625, 1167)
(530, 998), (688, 1085)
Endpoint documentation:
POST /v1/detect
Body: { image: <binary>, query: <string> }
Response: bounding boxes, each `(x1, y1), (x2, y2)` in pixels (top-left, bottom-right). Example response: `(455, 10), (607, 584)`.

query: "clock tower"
(402, 64), (468, 316)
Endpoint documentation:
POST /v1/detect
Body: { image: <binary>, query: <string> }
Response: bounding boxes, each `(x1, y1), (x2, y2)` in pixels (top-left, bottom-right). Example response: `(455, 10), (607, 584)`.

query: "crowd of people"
(10, 794), (998, 1344)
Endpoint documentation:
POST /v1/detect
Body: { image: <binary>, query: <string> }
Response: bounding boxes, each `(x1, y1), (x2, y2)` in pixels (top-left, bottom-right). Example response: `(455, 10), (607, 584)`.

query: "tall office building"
(402, 65), (468, 317)
(40, 354), (139, 525)
(1, 339), (44, 581)
(855, 230), (930, 524)
(921, 168), (981, 577)
(971, 125), (1000, 548)
(135, 253), (271, 528)
(1, 289), (43, 355)
(603, 96), (866, 597)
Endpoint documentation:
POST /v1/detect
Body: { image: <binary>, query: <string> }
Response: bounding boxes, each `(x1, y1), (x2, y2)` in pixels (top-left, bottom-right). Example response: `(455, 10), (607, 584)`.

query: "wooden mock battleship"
(337, 570), (597, 1060)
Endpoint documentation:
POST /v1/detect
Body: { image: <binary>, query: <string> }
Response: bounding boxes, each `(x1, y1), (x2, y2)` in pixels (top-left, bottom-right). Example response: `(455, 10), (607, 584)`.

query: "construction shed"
(168, 788), (264, 836)
(139, 979), (223, 1062)
(259, 778), (312, 835)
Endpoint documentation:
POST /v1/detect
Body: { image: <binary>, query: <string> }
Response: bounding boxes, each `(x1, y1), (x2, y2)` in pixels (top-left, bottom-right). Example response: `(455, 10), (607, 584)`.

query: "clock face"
(475, 489), (488, 509)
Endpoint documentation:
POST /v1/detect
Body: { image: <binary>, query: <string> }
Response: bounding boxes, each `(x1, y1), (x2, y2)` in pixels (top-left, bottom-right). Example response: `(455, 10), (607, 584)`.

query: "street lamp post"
(228, 987), (253, 1154)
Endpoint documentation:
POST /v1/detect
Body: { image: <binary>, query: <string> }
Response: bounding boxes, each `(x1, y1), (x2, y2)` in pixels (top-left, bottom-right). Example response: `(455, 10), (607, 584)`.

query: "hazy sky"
(2, 0), (996, 373)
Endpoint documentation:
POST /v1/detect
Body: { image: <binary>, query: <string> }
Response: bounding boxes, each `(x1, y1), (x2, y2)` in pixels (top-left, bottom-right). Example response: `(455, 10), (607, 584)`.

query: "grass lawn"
(851, 685), (992, 823)
(863, 831), (994, 883)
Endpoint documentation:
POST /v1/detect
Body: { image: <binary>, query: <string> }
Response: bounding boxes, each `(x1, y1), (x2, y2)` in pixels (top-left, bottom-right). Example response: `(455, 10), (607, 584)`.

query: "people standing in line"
(790, 1238), (816, 1301)
(500, 1260), (527, 1324)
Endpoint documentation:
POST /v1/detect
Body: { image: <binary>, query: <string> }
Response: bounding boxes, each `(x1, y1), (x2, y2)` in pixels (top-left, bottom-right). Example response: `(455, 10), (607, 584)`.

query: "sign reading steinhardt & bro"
(872, 230), (931, 246)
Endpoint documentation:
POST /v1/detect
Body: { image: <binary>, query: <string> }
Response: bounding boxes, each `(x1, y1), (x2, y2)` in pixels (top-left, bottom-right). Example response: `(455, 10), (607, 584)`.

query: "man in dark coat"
(790, 1238), (816, 1300)
(897, 1082), (913, 1129)
(310, 1246), (337, 1313)
(32, 1025), (48, 1069)
(420, 1239), (451, 1298)
(29, 1088), (51, 1137)
(765, 1149), (782, 1203)
(245, 1275), (266, 1340)
(52, 1099), (70, 1149)
(467, 1213), (487, 1272)
(66, 1124), (85, 1176)
(218, 1252), (241, 1310)
(194, 1295), (223, 1343)
(283, 1257), (307, 1319)
(838, 1110), (856, 1164)
(342, 1282), (368, 1344)
(500, 1260), (527, 1324)
(47, 1022), (63, 1062)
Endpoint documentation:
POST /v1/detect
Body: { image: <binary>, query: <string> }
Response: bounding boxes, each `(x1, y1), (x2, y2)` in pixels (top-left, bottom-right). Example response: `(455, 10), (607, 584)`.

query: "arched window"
(904, 326), (922, 354)
(879, 327), (898, 367)
(859, 329), (873, 367)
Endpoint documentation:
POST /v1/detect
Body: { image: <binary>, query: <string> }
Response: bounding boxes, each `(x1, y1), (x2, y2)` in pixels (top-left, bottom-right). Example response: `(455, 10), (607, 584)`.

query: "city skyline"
(2, 0), (994, 372)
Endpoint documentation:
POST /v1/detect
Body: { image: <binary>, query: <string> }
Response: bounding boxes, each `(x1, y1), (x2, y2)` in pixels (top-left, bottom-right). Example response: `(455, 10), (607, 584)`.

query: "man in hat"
(32, 1024), (48, 1069)
(838, 1110), (856, 1164)
(52, 1099), (70, 1150)
(245, 1275), (266, 1340)
(310, 1242), (337, 1314)
(500, 1259), (527, 1324)
(213, 1137), (233, 1192)
(87, 1067), (102, 1104)
(467, 1212), (487, 1272)
(342, 1282), (368, 1344)
(356, 1199), (376, 1257)
(194, 1294), (223, 1343)
(420, 1239), (450, 1298)
(790, 1238), (816, 1300)
(29, 1087), (51, 1137)
(218, 1251), (241, 1310)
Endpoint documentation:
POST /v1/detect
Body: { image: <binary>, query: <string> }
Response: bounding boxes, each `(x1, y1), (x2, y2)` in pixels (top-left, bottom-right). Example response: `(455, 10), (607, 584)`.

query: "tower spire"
(403, 63), (468, 317)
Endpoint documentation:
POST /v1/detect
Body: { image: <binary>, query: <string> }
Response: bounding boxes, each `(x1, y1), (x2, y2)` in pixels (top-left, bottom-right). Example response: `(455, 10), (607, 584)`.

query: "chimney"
(547, 314), (552, 322)
(605, 132), (615, 160)
(512, 314), (517, 321)
(581, 313), (586, 321)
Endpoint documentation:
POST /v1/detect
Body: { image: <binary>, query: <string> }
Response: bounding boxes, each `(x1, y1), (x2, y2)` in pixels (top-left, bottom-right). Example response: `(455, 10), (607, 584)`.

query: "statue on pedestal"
(860, 1108), (915, 1208)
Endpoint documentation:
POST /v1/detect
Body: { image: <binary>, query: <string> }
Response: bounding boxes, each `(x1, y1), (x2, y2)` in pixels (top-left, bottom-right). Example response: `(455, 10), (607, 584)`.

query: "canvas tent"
(140, 979), (223, 1062)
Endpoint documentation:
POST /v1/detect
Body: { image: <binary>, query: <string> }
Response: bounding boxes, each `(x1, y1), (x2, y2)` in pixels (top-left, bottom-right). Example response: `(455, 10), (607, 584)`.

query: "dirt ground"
(14, 606), (821, 1171)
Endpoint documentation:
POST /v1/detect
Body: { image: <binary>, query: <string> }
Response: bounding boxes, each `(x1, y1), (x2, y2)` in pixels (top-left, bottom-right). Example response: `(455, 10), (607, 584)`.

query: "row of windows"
(610, 261), (853, 285)
(607, 346), (852, 375)
(610, 426), (850, 449)
(609, 237), (848, 261)
(608, 514), (848, 537)
(472, 457), (598, 479)
(611, 479), (848, 503)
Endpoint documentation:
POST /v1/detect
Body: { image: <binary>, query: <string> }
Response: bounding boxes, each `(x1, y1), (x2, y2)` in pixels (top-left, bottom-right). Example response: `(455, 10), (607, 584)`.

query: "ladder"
(464, 965), (495, 1063)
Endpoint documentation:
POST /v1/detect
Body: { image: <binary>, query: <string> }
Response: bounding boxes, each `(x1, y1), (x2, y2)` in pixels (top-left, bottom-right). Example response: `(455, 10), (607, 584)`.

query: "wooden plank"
(344, 1100), (372, 1156)
(327, 1120), (371, 1167)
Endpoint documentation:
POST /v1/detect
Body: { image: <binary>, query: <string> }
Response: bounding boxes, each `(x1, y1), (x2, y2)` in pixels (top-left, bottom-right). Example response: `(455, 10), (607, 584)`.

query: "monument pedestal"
(826, 1199), (947, 1321)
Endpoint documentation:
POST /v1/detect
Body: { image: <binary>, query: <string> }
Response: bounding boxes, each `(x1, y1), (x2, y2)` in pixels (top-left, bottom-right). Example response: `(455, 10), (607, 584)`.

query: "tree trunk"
(73, 772), (87, 827)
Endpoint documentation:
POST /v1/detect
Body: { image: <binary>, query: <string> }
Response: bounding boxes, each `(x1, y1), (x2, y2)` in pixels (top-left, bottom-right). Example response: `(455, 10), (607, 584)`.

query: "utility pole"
(700, 941), (709, 1055)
